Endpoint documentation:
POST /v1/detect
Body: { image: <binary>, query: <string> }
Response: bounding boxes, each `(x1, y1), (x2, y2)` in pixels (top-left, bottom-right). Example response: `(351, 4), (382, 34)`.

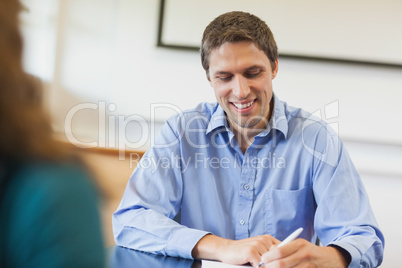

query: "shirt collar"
(206, 105), (228, 134)
(206, 94), (289, 139)
(264, 94), (289, 139)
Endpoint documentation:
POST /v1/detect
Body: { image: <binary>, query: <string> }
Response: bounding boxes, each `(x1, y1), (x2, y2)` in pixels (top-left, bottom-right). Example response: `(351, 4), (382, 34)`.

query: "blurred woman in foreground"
(0, 0), (105, 267)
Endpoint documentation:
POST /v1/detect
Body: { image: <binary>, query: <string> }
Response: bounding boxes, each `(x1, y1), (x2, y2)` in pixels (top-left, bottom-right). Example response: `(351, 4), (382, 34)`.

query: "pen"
(258, 227), (303, 267)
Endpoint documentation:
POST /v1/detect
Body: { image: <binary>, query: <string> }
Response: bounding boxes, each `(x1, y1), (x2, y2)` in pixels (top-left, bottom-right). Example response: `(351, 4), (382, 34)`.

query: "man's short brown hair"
(201, 11), (278, 76)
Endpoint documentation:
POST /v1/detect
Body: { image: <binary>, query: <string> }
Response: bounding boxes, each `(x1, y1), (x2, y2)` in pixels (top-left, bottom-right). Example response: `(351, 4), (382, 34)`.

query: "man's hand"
(260, 239), (348, 268)
(192, 234), (280, 267)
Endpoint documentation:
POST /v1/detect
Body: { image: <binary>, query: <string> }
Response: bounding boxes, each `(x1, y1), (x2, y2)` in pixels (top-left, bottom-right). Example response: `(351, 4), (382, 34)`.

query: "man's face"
(208, 41), (278, 131)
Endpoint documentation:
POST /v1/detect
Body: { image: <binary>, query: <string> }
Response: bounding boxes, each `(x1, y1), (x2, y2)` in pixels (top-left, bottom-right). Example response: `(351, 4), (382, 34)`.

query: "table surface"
(108, 245), (202, 268)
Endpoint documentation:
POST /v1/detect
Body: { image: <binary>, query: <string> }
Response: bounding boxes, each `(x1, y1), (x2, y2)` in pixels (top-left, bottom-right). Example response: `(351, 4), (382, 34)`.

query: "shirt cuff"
(327, 244), (351, 266)
(328, 242), (361, 268)
(165, 227), (210, 259)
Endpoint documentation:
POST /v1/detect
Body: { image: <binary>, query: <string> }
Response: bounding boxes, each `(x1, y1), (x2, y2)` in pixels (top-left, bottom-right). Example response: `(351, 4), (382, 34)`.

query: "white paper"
(201, 260), (252, 267)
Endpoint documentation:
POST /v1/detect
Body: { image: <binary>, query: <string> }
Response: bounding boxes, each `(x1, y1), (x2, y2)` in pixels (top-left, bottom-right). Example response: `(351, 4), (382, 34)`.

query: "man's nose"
(232, 76), (250, 99)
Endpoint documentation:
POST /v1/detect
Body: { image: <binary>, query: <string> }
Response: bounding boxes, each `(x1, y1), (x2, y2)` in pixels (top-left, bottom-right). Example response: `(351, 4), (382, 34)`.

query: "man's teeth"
(233, 101), (254, 109)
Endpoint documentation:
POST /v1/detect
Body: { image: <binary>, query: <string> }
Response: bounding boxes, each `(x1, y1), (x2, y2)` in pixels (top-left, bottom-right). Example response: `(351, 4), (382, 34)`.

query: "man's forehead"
(208, 42), (270, 73)
(212, 65), (265, 74)
(211, 40), (259, 53)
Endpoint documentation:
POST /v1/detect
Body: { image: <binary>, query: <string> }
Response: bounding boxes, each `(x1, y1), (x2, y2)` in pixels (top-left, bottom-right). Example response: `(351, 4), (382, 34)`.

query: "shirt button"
(240, 220), (245, 225)
(243, 184), (250, 190)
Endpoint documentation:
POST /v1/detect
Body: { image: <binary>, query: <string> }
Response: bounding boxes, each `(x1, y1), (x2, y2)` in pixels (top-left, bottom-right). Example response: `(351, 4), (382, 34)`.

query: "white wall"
(362, 174), (402, 267)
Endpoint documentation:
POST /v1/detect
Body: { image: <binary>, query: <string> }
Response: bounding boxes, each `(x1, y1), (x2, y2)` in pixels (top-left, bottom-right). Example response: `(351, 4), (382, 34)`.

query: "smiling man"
(113, 11), (384, 267)
(208, 41), (277, 153)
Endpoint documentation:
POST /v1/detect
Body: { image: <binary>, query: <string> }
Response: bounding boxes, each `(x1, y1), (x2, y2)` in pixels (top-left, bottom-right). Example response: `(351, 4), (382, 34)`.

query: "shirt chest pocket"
(264, 186), (316, 241)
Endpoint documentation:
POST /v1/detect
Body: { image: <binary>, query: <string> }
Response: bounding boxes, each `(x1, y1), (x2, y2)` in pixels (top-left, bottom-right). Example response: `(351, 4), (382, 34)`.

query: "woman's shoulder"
(5, 160), (101, 224)
(1, 160), (104, 267)
(11, 161), (96, 197)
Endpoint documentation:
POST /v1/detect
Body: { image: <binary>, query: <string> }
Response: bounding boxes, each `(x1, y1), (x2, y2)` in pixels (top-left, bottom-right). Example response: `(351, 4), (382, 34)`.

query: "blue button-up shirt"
(113, 95), (384, 267)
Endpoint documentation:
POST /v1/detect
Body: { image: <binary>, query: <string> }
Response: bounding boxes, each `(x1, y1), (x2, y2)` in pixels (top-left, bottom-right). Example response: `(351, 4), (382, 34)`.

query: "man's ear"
(272, 59), (279, 79)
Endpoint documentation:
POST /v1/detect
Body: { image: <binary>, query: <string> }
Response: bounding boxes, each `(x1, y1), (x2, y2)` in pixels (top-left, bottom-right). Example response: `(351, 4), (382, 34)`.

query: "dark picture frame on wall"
(157, 0), (402, 68)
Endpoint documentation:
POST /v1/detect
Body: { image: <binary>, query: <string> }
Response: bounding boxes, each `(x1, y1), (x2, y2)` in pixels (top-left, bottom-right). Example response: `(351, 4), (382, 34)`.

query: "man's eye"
(245, 71), (260, 78)
(218, 75), (232, 81)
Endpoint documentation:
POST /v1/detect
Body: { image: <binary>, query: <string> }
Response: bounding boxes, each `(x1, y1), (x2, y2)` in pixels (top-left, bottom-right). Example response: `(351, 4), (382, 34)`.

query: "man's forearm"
(192, 234), (229, 260)
(192, 234), (280, 266)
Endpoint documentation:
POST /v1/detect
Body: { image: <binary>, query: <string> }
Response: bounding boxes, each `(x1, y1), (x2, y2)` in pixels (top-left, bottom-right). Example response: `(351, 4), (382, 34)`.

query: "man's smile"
(231, 99), (256, 112)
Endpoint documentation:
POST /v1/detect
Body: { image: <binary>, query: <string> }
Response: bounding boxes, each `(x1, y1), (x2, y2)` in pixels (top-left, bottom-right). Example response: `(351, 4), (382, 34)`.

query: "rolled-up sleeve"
(112, 120), (209, 259)
(311, 128), (384, 267)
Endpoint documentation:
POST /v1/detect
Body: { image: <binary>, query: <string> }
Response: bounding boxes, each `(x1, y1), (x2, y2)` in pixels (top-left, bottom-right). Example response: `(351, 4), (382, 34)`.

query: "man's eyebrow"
(212, 65), (265, 76)
(213, 71), (232, 76)
(245, 65), (264, 71)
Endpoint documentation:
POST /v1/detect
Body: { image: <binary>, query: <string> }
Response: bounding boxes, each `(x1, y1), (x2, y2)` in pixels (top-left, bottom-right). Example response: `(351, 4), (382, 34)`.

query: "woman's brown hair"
(0, 0), (65, 161)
